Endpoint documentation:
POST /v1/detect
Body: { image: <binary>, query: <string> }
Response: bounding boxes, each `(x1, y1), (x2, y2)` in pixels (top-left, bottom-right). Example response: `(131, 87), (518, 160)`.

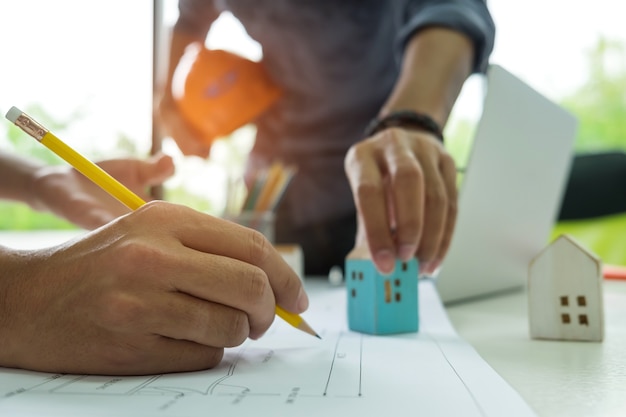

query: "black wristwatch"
(364, 110), (444, 142)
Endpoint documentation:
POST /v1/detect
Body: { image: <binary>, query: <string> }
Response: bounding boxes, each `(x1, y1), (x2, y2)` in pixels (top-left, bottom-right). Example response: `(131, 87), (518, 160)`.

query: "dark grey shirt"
(176, 0), (495, 228)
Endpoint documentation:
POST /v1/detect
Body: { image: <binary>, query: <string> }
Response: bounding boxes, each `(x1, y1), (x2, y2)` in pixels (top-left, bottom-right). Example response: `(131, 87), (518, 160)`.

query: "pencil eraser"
(5, 106), (22, 123)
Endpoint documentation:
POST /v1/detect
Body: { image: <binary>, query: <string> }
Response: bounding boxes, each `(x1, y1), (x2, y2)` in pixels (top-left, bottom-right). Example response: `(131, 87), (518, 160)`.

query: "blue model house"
(345, 245), (419, 335)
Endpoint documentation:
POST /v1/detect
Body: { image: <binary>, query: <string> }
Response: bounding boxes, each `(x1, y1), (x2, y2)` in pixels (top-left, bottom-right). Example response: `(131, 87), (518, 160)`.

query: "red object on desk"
(603, 264), (626, 280)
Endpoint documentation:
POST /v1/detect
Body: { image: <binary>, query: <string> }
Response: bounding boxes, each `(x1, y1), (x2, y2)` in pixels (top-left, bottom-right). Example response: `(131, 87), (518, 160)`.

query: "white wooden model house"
(528, 234), (604, 342)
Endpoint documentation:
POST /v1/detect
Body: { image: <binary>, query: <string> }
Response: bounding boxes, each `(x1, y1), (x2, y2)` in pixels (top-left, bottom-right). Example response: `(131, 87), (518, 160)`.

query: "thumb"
(138, 152), (175, 186)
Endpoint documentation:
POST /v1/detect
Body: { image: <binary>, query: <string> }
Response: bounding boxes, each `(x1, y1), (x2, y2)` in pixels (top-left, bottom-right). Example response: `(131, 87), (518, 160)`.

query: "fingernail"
(296, 287), (309, 312)
(421, 261), (434, 275)
(398, 244), (416, 262)
(421, 259), (441, 275)
(374, 249), (396, 275)
(431, 258), (442, 273)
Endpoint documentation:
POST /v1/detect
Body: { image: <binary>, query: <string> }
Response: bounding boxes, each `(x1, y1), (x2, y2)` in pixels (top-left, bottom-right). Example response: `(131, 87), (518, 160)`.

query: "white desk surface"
(446, 281), (626, 417)
(2, 231), (626, 417)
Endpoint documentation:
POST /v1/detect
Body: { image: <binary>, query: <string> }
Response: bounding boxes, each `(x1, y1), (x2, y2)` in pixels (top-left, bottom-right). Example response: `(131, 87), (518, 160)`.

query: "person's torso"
(214, 0), (407, 225)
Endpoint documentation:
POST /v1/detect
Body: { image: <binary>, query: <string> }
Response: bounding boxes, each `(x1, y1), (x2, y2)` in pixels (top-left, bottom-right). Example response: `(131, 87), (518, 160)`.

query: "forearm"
(380, 27), (474, 128)
(162, 29), (207, 98)
(0, 151), (44, 208)
(161, 0), (217, 96)
(156, 25), (215, 157)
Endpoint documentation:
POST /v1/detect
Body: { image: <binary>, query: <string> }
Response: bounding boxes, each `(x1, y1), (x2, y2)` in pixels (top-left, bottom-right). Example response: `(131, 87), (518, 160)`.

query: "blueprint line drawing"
(323, 332), (364, 397)
(1, 325), (365, 401)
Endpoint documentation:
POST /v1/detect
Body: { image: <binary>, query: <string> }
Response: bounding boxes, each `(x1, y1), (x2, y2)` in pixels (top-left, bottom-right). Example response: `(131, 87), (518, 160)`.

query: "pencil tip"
(315, 333), (322, 339)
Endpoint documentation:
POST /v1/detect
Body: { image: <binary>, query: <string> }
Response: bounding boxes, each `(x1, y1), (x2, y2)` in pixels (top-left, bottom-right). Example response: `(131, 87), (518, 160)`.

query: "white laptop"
(435, 64), (578, 304)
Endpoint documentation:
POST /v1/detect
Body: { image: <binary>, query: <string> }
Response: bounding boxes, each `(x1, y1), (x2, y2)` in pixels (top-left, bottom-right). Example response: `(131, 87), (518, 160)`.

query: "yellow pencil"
(275, 305), (319, 338)
(253, 161), (283, 212)
(5, 106), (320, 340)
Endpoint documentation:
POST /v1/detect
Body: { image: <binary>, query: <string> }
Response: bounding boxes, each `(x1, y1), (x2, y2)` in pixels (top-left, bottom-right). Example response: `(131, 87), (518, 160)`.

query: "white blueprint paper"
(0, 280), (537, 417)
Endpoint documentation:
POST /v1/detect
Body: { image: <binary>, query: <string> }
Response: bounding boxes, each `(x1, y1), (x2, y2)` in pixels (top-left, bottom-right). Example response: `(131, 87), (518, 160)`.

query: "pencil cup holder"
(225, 211), (275, 244)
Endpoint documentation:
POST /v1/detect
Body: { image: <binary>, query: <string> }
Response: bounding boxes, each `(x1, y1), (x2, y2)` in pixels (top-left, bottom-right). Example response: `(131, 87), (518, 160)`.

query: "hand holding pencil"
(2, 106), (317, 376)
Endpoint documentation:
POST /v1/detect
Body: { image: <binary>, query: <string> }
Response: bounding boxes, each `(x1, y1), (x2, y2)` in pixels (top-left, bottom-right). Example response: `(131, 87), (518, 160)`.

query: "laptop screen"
(435, 64), (578, 304)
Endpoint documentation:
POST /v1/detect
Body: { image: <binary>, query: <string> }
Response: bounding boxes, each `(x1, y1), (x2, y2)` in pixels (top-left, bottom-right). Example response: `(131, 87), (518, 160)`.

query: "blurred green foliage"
(561, 38), (626, 152)
(0, 206), (75, 230)
(445, 117), (477, 172)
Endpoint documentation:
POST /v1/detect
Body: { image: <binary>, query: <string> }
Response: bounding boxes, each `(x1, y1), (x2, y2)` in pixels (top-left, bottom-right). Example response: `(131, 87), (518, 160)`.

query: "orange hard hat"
(176, 48), (282, 147)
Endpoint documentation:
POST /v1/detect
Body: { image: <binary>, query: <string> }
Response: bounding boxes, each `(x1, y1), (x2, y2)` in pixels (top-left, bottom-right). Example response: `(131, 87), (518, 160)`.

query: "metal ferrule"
(15, 113), (48, 141)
